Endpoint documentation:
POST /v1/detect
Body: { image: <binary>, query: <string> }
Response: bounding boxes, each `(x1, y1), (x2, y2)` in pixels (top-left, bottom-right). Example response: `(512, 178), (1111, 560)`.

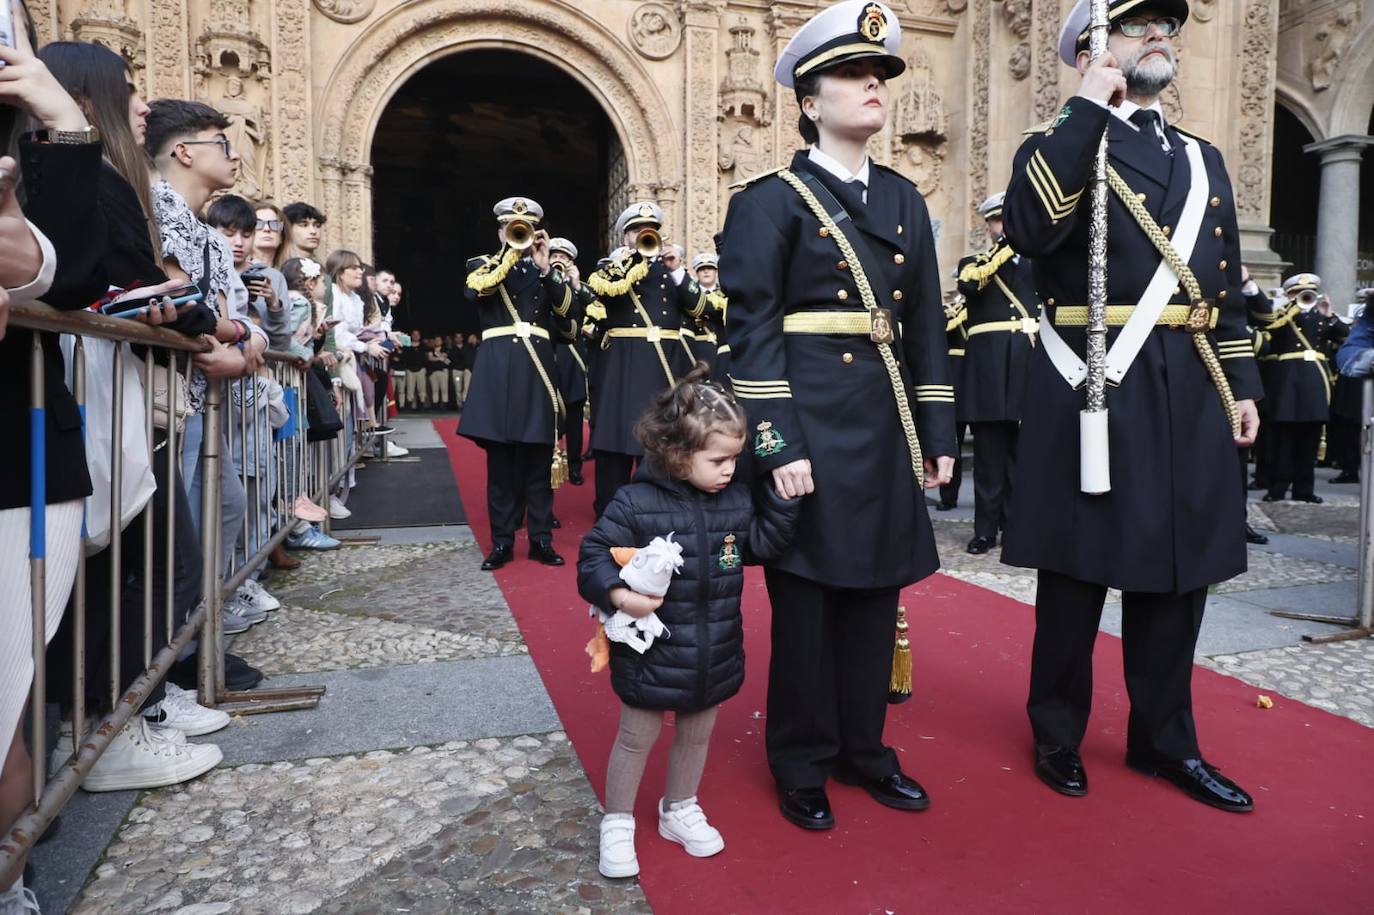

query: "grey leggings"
(605, 703), (719, 815)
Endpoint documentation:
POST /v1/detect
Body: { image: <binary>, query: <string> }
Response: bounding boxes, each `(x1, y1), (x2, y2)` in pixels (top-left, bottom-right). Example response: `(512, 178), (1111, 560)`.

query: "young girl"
(577, 364), (800, 879)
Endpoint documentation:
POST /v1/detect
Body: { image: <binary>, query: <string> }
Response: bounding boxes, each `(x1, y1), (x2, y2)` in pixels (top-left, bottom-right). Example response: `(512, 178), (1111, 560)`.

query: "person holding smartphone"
(208, 194), (291, 351)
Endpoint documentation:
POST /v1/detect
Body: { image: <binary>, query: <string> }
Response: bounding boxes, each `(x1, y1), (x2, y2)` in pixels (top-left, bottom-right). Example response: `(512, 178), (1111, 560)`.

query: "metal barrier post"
(28, 331), (47, 803)
(198, 380), (223, 707)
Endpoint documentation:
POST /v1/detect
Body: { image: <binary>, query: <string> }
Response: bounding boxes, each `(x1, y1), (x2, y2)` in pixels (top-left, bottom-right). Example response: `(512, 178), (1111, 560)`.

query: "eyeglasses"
(176, 136), (233, 158)
(256, 219), (284, 231)
(1114, 16), (1181, 37)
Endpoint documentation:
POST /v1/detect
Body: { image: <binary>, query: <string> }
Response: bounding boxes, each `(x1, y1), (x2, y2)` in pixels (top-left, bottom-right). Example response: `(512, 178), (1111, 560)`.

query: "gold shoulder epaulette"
(957, 243), (1015, 290)
(589, 257), (649, 297)
(466, 248), (518, 293)
(1022, 119), (1055, 136)
(729, 166), (785, 190)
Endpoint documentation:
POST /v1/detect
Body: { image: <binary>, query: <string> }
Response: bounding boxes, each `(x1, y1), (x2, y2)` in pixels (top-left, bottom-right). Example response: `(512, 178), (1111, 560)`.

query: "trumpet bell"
(1296, 289), (1320, 308)
(504, 218), (535, 251)
(636, 228), (661, 259)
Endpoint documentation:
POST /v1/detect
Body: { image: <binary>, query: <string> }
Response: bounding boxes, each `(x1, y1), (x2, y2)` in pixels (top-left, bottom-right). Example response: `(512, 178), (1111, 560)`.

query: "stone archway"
(313, 0), (682, 258)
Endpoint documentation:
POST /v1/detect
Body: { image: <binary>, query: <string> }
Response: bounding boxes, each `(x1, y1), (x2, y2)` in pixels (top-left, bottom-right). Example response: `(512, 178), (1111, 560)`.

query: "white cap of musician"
(614, 202), (663, 238)
(691, 252), (720, 271)
(1282, 273), (1322, 296)
(493, 196), (544, 224)
(976, 192), (1005, 221)
(774, 1), (905, 89)
(548, 237), (578, 260)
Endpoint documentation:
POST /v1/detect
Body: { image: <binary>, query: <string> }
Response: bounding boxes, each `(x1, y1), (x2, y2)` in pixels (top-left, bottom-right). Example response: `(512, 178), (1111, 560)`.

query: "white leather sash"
(1040, 135), (1208, 389)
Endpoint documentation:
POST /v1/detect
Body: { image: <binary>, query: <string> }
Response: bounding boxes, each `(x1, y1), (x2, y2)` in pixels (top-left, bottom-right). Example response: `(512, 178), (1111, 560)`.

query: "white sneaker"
(223, 595), (267, 626)
(379, 440), (409, 457)
(658, 796), (724, 858)
(0, 881), (41, 915)
(144, 683), (231, 737)
(237, 579), (281, 612)
(328, 496), (352, 520)
(598, 813), (639, 878)
(80, 718), (222, 793)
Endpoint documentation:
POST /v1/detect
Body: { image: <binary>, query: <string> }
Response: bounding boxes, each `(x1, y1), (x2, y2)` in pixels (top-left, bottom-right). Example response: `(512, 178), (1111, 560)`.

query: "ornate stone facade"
(41, 0), (1370, 283)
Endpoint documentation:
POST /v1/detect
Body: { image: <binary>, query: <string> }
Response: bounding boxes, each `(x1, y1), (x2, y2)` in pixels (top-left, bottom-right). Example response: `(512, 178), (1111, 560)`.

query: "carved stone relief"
(684, 2), (722, 258)
(718, 17), (772, 200)
(969, 0), (992, 217)
(628, 2), (682, 60)
(1192, 0), (1216, 22)
(313, 0), (376, 25)
(1159, 81), (1183, 124)
(1236, 0), (1278, 223)
(219, 77), (270, 200)
(70, 0), (144, 76)
(1309, 2), (1358, 91)
(892, 39), (948, 195)
(272, 0), (313, 206)
(1000, 0), (1032, 80)
(1030, 0), (1062, 121)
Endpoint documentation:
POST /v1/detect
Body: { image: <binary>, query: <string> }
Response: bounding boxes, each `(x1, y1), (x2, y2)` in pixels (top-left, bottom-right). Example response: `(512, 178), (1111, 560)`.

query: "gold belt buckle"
(514, 321), (532, 339)
(1303, 349), (1319, 362)
(646, 326), (662, 343)
(869, 306), (895, 344)
(1021, 317), (1039, 336)
(1185, 302), (1211, 334)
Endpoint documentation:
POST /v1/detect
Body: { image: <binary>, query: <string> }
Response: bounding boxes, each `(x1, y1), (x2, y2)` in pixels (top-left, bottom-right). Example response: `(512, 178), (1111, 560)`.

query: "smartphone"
(319, 316), (342, 328)
(104, 290), (204, 320)
(99, 284), (200, 315)
(240, 266), (267, 283)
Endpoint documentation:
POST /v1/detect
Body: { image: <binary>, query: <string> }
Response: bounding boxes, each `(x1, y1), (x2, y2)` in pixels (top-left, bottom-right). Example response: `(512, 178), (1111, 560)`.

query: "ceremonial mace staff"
(1080, 0), (1112, 494)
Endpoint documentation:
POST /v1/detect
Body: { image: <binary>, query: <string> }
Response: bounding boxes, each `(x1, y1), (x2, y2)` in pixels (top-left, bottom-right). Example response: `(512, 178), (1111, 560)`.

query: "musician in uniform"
(1000, 0), (1262, 812)
(689, 252), (729, 376)
(719, 0), (956, 830)
(937, 289), (969, 511)
(586, 204), (708, 515)
(461, 198), (580, 570)
(955, 191), (1040, 553)
(549, 237), (595, 486)
(1256, 273), (1344, 503)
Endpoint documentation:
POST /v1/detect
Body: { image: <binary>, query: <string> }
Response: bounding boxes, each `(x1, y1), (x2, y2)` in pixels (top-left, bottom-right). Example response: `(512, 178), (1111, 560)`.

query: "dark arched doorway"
(371, 50), (624, 336)
(1269, 103), (1321, 276)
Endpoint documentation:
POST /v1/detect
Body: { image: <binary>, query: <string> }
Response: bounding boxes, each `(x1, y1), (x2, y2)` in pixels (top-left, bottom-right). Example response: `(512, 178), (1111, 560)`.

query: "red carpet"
(439, 421), (1373, 914)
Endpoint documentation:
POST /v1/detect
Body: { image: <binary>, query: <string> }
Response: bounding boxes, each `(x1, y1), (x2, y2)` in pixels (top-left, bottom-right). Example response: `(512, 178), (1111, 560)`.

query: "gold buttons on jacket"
(819, 227), (830, 237)
(837, 260), (848, 270)
(1218, 290), (1228, 300)
(1137, 192), (1147, 202)
(1214, 227), (1223, 237)
(892, 290), (904, 301)
(842, 352), (854, 364)
(1162, 225), (1171, 236)
(897, 224), (904, 235)
(1210, 196), (1221, 207)
(1046, 297), (1055, 306)
(894, 254), (905, 265)
(1219, 260), (1228, 270)
(837, 290), (849, 301)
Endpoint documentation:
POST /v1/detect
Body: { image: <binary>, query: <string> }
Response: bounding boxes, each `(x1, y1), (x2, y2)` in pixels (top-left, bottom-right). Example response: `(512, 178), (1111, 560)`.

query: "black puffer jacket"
(578, 465), (801, 712)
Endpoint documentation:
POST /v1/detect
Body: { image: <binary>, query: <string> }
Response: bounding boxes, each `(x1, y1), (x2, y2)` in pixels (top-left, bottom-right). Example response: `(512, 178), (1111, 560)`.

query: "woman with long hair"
(252, 201), (288, 269)
(716, 0), (956, 831)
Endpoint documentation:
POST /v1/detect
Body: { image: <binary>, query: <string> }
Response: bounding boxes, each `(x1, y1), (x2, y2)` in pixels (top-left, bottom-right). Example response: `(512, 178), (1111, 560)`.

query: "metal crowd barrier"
(0, 303), (372, 887)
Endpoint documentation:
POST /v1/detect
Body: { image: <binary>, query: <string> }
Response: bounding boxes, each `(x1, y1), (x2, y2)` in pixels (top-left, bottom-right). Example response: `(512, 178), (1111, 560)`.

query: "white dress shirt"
(808, 144), (871, 203)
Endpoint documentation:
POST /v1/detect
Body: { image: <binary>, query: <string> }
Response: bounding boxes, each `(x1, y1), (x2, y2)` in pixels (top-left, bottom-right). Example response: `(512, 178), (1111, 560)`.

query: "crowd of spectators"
(0, 16), (418, 910)
(392, 330), (479, 412)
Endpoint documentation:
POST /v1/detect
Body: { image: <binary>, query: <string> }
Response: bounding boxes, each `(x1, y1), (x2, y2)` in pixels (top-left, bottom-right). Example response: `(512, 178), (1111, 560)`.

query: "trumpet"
(1296, 289), (1321, 308)
(635, 227), (662, 259)
(551, 261), (567, 282)
(503, 218), (536, 251)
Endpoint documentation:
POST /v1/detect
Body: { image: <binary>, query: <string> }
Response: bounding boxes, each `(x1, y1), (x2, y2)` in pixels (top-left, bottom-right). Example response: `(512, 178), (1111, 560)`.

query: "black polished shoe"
(1331, 472), (1359, 484)
(481, 544), (513, 571)
(224, 653), (264, 692)
(1245, 524), (1270, 545)
(834, 769), (931, 811)
(778, 787), (834, 830)
(529, 541), (565, 566)
(1293, 493), (1324, 504)
(568, 468), (585, 486)
(1126, 755), (1254, 813)
(552, 516), (562, 529)
(936, 500), (958, 511)
(1034, 745), (1088, 797)
(966, 535), (996, 555)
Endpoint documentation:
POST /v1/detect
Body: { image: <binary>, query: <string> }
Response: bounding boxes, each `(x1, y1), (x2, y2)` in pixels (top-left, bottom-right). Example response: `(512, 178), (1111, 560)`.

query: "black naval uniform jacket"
(587, 256), (708, 455)
(554, 304), (591, 408)
(1254, 296), (1341, 423)
(718, 151), (957, 590)
(689, 288), (729, 373)
(954, 243), (1040, 423)
(458, 253), (578, 446)
(945, 294), (969, 408)
(999, 98), (1264, 594)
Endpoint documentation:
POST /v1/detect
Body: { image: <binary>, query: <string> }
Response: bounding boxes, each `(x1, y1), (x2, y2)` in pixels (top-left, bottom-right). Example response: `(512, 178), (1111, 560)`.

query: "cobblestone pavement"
(1251, 498), (1362, 542)
(71, 734), (649, 915)
(1198, 639), (1374, 726)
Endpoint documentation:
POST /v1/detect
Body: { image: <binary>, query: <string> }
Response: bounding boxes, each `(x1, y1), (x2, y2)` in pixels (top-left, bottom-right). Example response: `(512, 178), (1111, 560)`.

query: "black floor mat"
(333, 448), (467, 529)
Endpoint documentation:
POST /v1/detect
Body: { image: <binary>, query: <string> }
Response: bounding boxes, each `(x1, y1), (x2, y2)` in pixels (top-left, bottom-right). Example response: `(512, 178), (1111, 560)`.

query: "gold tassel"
(888, 605), (913, 704)
(550, 444), (569, 490)
(466, 247), (520, 293)
(956, 243), (1016, 291)
(1318, 425), (1328, 463)
(588, 257), (650, 297)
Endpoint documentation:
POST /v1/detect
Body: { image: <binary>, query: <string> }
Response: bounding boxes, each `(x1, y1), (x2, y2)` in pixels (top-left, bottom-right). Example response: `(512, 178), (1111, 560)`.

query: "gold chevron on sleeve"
(1027, 149), (1082, 223)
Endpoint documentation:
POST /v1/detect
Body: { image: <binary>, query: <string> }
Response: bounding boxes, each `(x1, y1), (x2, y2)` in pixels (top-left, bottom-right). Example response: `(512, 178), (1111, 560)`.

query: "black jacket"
(954, 243), (1040, 423)
(578, 465), (800, 713)
(1253, 292), (1342, 423)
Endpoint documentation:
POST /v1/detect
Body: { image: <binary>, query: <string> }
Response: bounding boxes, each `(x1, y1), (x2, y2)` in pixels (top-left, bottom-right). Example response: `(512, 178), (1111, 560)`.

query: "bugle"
(504, 218), (536, 251)
(635, 227), (662, 259)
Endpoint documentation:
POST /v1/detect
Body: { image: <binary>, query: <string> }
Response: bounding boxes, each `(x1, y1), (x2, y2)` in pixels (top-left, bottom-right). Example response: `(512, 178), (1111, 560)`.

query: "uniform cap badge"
(858, 3), (889, 43)
(512, 198), (528, 215)
(638, 203), (655, 218)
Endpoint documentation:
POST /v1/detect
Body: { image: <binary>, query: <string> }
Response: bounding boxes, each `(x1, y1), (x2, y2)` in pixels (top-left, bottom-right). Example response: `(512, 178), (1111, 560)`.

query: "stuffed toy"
(585, 534), (684, 672)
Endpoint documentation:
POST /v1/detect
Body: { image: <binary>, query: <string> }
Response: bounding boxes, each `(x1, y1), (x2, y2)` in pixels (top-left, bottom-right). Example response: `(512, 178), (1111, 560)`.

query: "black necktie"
(1128, 109), (1169, 155)
(849, 179), (867, 205)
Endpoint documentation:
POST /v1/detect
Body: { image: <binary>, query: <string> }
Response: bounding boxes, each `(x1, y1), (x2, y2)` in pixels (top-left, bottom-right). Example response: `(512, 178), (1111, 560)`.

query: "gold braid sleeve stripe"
(552, 283), (573, 317)
(1105, 165), (1239, 439)
(776, 169), (926, 489)
(588, 258), (650, 297)
(957, 244), (1016, 291)
(466, 248), (520, 293)
(1027, 149), (1082, 222)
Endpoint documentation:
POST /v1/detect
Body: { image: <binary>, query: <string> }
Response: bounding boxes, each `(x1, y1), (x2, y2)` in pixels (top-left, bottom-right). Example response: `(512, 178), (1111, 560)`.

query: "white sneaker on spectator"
(80, 718), (221, 792)
(377, 440), (409, 457)
(658, 796), (724, 857)
(237, 579), (281, 612)
(328, 496), (352, 520)
(144, 683), (230, 737)
(598, 813), (639, 878)
(0, 881), (41, 915)
(223, 596), (267, 630)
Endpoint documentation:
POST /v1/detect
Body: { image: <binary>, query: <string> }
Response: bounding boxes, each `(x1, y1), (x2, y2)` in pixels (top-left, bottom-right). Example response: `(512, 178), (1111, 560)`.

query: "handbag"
(305, 364), (343, 441)
(137, 352), (191, 433)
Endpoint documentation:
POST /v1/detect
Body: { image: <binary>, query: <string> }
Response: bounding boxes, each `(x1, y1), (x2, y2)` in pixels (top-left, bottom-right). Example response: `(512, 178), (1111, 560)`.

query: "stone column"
(1304, 134), (1372, 303)
(682, 1), (723, 257)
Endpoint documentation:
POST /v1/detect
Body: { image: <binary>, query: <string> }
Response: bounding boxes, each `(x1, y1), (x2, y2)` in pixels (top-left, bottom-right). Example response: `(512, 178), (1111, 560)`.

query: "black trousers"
(1238, 447), (1251, 525)
(1027, 569), (1205, 762)
(970, 420), (1018, 539)
(764, 567), (901, 790)
(1327, 415), (1359, 476)
(939, 422), (966, 507)
(593, 450), (636, 517)
(1250, 420), (1272, 489)
(563, 404), (585, 474)
(1266, 421), (1322, 499)
(485, 441), (554, 548)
